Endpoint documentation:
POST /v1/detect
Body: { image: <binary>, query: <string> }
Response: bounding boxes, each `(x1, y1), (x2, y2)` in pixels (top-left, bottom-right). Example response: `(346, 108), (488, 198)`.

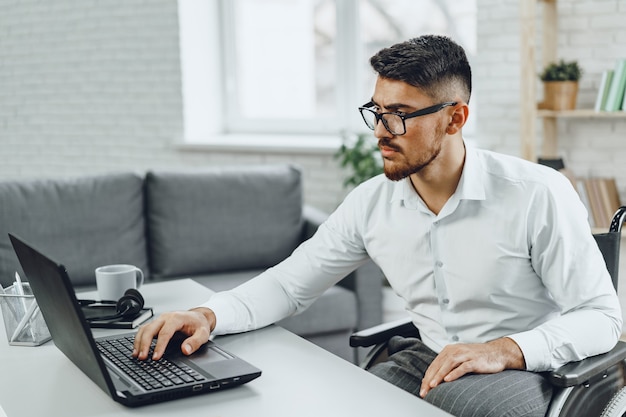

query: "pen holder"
(0, 283), (51, 346)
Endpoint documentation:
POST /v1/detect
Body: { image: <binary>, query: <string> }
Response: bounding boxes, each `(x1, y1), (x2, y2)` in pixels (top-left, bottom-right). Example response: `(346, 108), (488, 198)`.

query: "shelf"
(538, 109), (626, 118)
(520, 0), (626, 161)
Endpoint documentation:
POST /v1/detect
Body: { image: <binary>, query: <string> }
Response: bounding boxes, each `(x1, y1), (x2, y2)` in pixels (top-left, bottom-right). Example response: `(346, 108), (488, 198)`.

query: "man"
(133, 35), (622, 416)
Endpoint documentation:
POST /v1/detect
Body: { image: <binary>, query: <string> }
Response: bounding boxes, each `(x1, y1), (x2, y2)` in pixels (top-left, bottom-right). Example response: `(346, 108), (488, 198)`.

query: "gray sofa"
(0, 165), (383, 361)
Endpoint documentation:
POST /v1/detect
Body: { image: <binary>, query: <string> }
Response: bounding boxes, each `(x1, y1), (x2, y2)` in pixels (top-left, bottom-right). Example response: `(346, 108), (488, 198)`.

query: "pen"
(0, 283), (20, 322)
(14, 272), (27, 313)
(13, 272), (36, 340)
(10, 300), (39, 343)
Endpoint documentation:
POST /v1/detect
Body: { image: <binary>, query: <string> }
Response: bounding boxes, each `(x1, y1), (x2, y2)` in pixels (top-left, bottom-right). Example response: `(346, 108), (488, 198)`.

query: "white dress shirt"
(203, 146), (622, 372)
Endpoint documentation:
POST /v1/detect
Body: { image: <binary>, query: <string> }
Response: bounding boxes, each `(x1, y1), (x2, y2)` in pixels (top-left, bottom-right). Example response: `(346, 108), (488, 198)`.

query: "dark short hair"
(370, 35), (472, 104)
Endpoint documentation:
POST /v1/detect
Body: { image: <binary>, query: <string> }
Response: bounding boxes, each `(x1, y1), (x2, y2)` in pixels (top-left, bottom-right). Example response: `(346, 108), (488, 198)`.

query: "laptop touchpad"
(189, 343), (232, 364)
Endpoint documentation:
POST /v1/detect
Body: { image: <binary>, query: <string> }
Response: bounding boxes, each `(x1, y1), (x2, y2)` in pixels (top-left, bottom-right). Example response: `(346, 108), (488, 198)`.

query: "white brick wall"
(0, 0), (350, 213)
(475, 0), (626, 203)
(1, 0), (625, 213)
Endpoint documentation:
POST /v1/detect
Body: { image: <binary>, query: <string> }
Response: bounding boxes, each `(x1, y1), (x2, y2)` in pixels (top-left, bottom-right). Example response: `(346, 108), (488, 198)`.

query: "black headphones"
(79, 288), (145, 321)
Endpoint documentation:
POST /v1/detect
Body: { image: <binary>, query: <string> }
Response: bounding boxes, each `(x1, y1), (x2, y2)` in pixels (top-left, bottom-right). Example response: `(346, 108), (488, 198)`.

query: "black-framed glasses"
(358, 101), (457, 135)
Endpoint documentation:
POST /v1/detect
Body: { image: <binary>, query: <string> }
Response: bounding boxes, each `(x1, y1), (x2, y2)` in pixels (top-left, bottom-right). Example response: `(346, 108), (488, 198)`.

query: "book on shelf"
(622, 77), (626, 111)
(606, 178), (621, 208)
(583, 178), (607, 228)
(604, 59), (626, 112)
(594, 69), (614, 112)
(577, 177), (622, 229)
(576, 180), (594, 228)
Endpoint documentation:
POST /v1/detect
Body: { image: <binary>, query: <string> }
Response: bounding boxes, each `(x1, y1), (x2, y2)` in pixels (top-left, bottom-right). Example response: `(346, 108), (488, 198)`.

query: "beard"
(382, 148), (440, 181)
(380, 129), (444, 181)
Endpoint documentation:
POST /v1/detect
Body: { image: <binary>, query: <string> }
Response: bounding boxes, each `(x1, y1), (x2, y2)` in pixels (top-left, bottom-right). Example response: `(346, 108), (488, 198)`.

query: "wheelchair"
(350, 206), (626, 417)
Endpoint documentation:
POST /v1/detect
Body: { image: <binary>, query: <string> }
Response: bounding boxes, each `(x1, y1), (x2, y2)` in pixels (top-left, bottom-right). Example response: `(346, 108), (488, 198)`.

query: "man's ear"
(445, 103), (469, 135)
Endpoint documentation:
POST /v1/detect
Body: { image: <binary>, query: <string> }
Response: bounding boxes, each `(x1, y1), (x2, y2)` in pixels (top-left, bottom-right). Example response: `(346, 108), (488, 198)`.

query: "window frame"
(178, 0), (476, 151)
(217, 0), (365, 136)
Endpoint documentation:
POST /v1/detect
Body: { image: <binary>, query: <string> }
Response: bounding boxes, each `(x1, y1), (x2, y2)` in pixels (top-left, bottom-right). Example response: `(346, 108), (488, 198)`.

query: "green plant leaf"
(335, 132), (383, 188)
(539, 59), (582, 81)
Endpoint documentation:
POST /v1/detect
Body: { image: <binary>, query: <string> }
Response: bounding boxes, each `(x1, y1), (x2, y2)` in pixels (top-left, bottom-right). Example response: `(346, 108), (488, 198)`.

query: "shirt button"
(436, 261), (443, 268)
(442, 298), (450, 305)
(452, 335), (459, 342)
(433, 221), (439, 226)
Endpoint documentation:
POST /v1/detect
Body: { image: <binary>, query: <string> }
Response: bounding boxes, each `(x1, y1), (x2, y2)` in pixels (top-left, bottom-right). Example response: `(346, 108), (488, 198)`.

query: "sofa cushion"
(146, 165), (304, 279)
(0, 173), (148, 288)
(190, 269), (267, 292)
(277, 285), (357, 335)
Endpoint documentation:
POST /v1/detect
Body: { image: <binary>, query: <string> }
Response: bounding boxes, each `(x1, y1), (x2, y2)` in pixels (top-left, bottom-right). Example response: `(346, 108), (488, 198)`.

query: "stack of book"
(594, 58), (626, 112)
(544, 161), (621, 230)
(575, 177), (622, 229)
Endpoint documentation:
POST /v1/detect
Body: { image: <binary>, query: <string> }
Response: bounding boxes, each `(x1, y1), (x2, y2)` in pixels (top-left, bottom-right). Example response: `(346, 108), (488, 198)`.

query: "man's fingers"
(420, 363), (468, 397)
(132, 309), (215, 361)
(132, 320), (156, 359)
(132, 315), (174, 360)
(443, 362), (472, 383)
(151, 325), (180, 361)
(181, 327), (211, 356)
(419, 339), (523, 398)
(420, 345), (484, 397)
(420, 354), (461, 397)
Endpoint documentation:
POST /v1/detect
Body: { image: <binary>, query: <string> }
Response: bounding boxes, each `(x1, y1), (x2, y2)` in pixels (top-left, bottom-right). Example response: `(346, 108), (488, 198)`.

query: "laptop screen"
(9, 234), (116, 396)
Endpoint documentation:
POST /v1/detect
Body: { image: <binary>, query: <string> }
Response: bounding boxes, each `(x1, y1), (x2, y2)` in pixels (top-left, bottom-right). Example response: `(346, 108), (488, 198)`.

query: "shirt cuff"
(508, 330), (552, 372)
(197, 293), (238, 336)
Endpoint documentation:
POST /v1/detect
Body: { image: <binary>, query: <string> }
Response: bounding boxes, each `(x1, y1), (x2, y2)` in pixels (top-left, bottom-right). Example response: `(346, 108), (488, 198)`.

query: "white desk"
(0, 279), (451, 416)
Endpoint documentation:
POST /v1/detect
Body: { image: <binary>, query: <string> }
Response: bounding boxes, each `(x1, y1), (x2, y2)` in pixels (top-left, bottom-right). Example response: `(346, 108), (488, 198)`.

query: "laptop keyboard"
(96, 336), (208, 391)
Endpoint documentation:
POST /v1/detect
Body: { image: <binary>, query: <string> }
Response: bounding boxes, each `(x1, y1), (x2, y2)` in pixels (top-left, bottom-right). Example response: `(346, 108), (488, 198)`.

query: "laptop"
(9, 233), (261, 407)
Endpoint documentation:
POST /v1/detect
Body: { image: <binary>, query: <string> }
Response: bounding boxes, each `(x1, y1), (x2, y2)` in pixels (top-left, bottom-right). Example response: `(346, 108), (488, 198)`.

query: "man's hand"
(132, 307), (216, 361)
(419, 337), (525, 398)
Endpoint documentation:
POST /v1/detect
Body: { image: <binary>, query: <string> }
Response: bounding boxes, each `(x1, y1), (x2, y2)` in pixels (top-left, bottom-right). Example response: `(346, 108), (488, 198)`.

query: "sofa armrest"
(302, 204), (384, 331)
(302, 204), (329, 241)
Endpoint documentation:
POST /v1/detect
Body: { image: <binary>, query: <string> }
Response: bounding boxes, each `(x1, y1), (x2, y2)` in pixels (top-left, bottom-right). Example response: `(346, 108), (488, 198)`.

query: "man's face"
(371, 77), (449, 181)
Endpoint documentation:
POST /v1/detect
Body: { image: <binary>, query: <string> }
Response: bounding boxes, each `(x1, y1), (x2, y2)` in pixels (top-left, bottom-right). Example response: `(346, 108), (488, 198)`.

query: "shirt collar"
(455, 145), (486, 202)
(389, 143), (486, 207)
(390, 177), (419, 206)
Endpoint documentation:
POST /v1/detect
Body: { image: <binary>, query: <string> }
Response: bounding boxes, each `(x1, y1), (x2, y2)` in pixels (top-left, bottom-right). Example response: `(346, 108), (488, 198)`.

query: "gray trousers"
(369, 336), (553, 417)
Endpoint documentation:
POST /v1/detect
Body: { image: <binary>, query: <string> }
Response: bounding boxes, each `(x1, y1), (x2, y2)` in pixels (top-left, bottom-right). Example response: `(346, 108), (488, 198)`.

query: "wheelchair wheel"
(601, 386), (626, 417)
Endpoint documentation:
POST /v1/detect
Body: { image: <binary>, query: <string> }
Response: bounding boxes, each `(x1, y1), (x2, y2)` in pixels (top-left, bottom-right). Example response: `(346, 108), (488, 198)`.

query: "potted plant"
(538, 59), (582, 110)
(335, 132), (383, 188)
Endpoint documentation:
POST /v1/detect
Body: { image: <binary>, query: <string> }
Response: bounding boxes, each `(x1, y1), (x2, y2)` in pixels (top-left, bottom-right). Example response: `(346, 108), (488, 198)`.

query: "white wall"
(1, 0), (626, 213)
(474, 0), (626, 202)
(0, 0), (347, 213)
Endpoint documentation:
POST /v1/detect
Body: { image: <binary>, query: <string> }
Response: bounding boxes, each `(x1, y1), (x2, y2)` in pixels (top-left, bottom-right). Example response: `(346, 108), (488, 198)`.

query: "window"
(179, 0), (476, 145)
(220, 0), (348, 134)
(357, 0), (477, 119)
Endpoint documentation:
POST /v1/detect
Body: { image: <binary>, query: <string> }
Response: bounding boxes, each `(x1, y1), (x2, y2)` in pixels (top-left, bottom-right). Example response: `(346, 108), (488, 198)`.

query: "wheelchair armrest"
(547, 341), (626, 387)
(349, 317), (418, 348)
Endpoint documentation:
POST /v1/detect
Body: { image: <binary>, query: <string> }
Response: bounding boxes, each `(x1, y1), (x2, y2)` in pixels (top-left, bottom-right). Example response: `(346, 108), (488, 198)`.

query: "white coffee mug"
(95, 264), (144, 301)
